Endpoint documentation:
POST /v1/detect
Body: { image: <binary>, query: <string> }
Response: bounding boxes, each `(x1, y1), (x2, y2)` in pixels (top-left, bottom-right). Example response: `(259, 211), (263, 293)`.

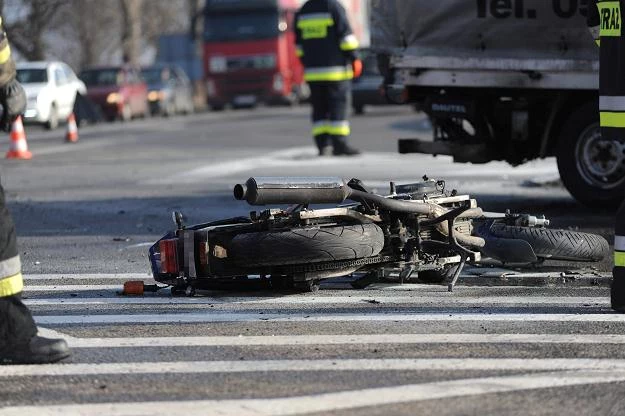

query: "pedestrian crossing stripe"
(4, 358), (625, 378)
(36, 332), (625, 349)
(33, 312), (625, 325)
(2, 371), (625, 416)
(21, 295), (610, 306)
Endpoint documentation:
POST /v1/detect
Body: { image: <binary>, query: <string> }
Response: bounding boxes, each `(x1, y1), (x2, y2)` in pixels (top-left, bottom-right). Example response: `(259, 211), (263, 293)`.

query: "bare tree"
(188, 0), (203, 40)
(119, 0), (143, 67)
(141, 0), (190, 49)
(4, 0), (69, 60)
(52, 0), (121, 69)
(5, 0), (190, 70)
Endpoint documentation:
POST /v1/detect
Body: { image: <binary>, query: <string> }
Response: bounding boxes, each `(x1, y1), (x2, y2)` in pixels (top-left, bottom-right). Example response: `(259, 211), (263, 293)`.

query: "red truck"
(202, 0), (307, 110)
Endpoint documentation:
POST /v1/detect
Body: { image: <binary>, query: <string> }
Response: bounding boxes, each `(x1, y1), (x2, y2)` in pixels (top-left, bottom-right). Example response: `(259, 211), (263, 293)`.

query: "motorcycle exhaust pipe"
(234, 177), (350, 205)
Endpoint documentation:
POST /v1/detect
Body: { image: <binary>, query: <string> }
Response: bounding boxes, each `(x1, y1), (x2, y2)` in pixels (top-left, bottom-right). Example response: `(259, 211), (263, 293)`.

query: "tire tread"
(490, 224), (609, 262)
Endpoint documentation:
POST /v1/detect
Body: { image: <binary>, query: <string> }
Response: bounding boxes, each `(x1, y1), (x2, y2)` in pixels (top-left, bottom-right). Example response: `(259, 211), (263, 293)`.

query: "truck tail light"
(159, 239), (179, 274)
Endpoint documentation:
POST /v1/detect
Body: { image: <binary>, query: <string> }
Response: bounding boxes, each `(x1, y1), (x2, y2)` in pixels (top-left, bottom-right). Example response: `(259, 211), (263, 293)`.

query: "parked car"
(17, 61), (87, 129)
(140, 64), (194, 116)
(351, 49), (390, 115)
(79, 66), (149, 121)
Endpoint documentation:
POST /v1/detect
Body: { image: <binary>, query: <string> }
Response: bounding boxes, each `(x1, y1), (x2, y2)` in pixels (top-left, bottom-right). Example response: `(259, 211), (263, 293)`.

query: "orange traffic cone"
(65, 113), (78, 143)
(6, 116), (32, 159)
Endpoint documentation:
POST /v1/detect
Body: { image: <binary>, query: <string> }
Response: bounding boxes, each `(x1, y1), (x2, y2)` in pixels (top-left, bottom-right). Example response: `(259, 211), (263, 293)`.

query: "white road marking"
(0, 370), (620, 416)
(21, 271), (608, 284)
(24, 273), (151, 281)
(25, 285), (122, 292)
(143, 146), (316, 183)
(37, 328), (76, 341)
(33, 140), (115, 156)
(55, 333), (625, 349)
(143, 148), (559, 184)
(23, 295), (609, 306)
(34, 312), (623, 325)
(3, 358), (625, 378)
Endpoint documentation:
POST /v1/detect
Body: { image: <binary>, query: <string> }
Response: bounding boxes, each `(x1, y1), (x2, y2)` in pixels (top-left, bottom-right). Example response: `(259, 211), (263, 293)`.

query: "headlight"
(106, 92), (121, 104)
(148, 91), (164, 102)
(209, 56), (227, 73)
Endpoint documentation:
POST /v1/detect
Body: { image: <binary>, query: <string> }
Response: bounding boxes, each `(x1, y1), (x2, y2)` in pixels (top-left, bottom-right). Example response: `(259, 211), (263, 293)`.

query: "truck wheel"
(229, 223), (385, 267)
(556, 101), (625, 209)
(489, 224), (609, 262)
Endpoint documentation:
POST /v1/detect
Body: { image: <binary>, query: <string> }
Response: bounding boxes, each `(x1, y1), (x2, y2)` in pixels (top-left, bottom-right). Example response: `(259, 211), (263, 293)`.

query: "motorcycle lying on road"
(149, 176), (609, 295)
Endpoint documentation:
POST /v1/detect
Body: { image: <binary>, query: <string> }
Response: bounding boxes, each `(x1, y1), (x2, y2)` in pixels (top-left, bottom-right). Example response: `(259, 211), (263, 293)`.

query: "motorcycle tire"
(489, 224), (609, 262)
(229, 223), (385, 267)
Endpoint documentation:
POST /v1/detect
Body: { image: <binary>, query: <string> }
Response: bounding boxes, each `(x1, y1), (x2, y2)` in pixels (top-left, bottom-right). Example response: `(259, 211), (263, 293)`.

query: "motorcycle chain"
(274, 255), (396, 274)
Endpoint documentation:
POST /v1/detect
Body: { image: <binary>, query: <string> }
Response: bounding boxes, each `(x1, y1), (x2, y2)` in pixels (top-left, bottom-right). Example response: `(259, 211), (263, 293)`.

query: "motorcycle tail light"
(159, 239), (179, 274)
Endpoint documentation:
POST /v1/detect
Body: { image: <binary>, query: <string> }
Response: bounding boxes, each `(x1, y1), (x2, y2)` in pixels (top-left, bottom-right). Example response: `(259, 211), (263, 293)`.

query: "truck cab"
(203, 0), (306, 110)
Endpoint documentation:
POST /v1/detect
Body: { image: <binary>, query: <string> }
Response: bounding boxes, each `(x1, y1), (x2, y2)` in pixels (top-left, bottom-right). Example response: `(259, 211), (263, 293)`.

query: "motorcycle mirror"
(172, 211), (185, 230)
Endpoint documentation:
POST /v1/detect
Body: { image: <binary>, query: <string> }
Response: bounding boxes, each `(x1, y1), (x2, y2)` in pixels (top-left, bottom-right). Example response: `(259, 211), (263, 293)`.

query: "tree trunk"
(120, 0), (143, 67)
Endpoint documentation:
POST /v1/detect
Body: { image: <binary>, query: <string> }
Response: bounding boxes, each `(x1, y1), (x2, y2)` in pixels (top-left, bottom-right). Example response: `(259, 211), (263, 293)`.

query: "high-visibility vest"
(588, 0), (625, 134)
(295, 0), (359, 83)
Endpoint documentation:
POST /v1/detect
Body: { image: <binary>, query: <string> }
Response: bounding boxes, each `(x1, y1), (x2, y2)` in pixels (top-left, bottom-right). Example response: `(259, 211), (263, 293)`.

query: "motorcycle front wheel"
(489, 224), (609, 262)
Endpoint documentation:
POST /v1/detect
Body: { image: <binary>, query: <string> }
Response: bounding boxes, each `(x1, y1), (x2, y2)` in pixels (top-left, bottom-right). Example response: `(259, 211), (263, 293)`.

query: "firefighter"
(0, 2), (71, 363)
(588, 0), (625, 312)
(295, 0), (363, 156)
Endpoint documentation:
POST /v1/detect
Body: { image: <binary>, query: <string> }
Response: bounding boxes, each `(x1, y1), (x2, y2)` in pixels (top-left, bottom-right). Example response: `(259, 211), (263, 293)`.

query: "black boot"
(612, 270), (625, 312)
(1, 335), (70, 365)
(333, 140), (361, 156)
(0, 294), (71, 364)
(315, 135), (332, 157)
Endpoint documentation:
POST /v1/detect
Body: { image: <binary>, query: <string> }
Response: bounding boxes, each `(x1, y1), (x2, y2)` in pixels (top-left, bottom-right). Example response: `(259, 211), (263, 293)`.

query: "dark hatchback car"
(79, 66), (149, 121)
(141, 64), (194, 117)
(351, 49), (390, 115)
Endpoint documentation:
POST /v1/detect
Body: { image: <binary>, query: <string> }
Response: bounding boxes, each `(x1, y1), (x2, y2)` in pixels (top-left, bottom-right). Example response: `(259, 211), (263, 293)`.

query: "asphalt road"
(0, 105), (622, 415)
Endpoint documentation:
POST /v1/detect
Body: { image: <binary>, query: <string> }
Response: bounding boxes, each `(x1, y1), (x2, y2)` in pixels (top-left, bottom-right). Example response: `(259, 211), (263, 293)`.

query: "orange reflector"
(123, 280), (145, 296)
(159, 239), (179, 274)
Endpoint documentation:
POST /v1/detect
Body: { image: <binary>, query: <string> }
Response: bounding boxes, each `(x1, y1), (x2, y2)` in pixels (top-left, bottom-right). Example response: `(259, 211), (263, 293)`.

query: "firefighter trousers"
(0, 181), (34, 351)
(614, 199), (625, 311)
(309, 81), (351, 150)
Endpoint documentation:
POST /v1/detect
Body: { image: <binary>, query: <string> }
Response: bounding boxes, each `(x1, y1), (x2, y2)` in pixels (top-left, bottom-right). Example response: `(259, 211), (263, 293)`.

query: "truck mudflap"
(398, 138), (496, 164)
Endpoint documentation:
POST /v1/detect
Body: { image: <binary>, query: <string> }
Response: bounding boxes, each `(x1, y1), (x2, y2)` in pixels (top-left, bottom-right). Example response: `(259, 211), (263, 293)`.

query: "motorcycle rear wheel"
(489, 224), (609, 262)
(229, 223), (385, 267)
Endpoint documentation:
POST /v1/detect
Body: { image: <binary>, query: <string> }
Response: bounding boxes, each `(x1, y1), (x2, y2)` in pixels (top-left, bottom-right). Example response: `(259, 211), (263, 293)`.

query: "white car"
(16, 61), (87, 129)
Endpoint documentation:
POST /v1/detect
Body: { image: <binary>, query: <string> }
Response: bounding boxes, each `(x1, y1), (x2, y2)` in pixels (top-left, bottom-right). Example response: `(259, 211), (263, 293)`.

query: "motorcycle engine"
(394, 177), (472, 241)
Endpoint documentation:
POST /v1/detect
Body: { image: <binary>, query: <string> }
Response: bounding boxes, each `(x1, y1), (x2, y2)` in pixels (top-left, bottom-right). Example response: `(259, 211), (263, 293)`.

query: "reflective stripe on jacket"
(588, 0), (625, 141)
(295, 0), (359, 83)
(0, 255), (23, 297)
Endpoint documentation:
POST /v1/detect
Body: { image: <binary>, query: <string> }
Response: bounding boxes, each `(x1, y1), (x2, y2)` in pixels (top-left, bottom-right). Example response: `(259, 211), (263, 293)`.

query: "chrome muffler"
(234, 177), (350, 205)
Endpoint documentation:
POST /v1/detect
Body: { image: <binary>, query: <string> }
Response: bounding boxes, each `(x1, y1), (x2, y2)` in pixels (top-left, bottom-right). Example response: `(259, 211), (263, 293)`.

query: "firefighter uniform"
(588, 0), (625, 312)
(295, 0), (361, 156)
(0, 1), (70, 363)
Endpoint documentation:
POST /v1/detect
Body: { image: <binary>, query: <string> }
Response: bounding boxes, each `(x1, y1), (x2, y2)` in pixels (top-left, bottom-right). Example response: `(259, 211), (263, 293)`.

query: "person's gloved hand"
(352, 59), (363, 78)
(0, 78), (26, 132)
